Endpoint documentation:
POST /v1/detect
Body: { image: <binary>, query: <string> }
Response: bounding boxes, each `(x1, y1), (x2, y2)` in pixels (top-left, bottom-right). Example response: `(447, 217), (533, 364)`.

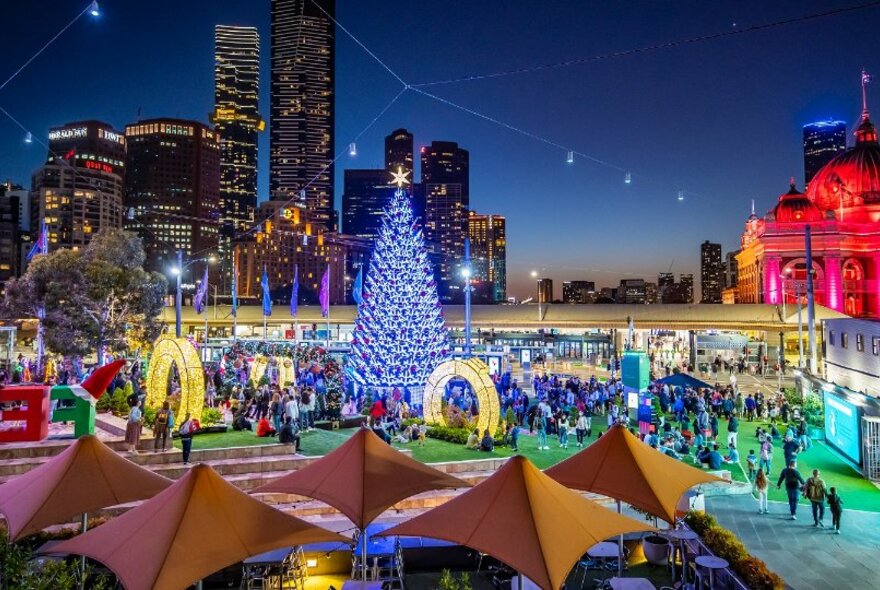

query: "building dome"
(806, 114), (880, 213)
(773, 180), (822, 223)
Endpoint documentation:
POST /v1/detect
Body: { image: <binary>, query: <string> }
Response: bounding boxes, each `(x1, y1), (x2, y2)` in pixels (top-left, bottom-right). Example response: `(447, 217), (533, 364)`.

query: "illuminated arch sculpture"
(146, 337), (205, 423)
(423, 357), (500, 435)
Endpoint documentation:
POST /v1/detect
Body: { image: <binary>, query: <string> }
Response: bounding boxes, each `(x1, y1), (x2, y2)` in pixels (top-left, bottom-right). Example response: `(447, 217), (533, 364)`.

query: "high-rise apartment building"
(31, 121), (125, 252)
(680, 274), (695, 304)
(270, 0), (336, 230)
(658, 272), (694, 303)
(213, 25), (263, 261)
(0, 183), (23, 288)
(124, 119), (221, 274)
(537, 278), (553, 304)
(468, 211), (506, 303)
(385, 128), (414, 180)
(342, 169), (391, 241)
(700, 241), (723, 303)
(803, 120), (846, 186)
(422, 141), (469, 301)
(562, 280), (596, 304)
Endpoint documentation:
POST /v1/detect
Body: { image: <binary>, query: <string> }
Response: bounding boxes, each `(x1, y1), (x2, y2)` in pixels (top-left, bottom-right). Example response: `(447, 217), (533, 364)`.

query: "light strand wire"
(0, 2), (94, 93)
(411, 0), (880, 88)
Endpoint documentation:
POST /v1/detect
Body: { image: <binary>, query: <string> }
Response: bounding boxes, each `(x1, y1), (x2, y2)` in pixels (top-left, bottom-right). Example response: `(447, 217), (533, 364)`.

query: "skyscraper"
(680, 274), (695, 304)
(385, 128), (414, 180)
(270, 0), (336, 230)
(537, 278), (553, 304)
(803, 120), (846, 185)
(562, 280), (596, 304)
(124, 119), (221, 274)
(700, 240), (723, 303)
(213, 25), (262, 260)
(31, 121), (125, 252)
(342, 169), (391, 241)
(468, 211), (506, 303)
(422, 141), (469, 302)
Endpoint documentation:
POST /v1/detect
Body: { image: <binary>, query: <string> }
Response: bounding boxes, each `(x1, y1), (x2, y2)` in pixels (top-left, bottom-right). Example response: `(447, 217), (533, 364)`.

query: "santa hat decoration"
(80, 360), (127, 399)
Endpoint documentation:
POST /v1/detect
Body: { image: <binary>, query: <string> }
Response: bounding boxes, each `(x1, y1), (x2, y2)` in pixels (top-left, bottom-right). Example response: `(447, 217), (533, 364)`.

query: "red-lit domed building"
(737, 96), (880, 318)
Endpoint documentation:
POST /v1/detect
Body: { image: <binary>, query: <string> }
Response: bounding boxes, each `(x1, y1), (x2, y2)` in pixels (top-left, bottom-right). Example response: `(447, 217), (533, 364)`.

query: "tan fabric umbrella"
(51, 464), (348, 590)
(545, 424), (723, 524)
(381, 455), (652, 590)
(253, 427), (468, 529)
(0, 434), (171, 541)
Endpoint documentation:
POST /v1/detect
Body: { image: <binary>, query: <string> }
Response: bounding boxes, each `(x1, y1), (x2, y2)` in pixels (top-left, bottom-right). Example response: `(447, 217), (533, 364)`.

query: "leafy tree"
(3, 229), (167, 363)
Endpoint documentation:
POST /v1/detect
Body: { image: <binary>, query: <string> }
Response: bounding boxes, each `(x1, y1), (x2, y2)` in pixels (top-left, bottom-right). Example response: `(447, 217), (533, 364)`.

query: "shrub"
(201, 407), (223, 425)
(402, 417), (425, 428)
(438, 569), (472, 590)
(95, 389), (113, 412)
(684, 511), (783, 590)
(142, 406), (157, 429)
(110, 387), (130, 416)
(426, 425), (473, 445)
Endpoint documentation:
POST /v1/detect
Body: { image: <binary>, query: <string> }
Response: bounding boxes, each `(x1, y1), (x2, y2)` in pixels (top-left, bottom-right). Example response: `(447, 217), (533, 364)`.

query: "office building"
(31, 121), (125, 252)
(724, 251), (739, 289)
(422, 141), (469, 301)
(803, 120), (846, 186)
(342, 169), (392, 241)
(537, 278), (553, 304)
(700, 241), (723, 303)
(658, 272), (694, 304)
(645, 281), (658, 304)
(270, 0), (336, 230)
(468, 211), (506, 303)
(0, 183), (23, 287)
(124, 119), (221, 274)
(680, 274), (694, 304)
(617, 279), (648, 304)
(562, 280), (596, 304)
(824, 318), (880, 397)
(213, 25), (263, 260)
(385, 128), (414, 180)
(235, 201), (370, 306)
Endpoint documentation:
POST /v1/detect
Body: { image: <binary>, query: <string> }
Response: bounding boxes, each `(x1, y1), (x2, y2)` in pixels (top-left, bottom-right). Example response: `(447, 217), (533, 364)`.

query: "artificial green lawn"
(176, 411), (880, 511)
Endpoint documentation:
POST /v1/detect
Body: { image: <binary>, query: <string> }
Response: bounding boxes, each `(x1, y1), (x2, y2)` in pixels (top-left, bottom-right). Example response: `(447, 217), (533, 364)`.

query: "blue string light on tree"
(348, 168), (449, 392)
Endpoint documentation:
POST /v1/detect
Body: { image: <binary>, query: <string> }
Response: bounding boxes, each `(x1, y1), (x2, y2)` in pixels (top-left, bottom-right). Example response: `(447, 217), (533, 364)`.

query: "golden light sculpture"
(145, 336), (205, 423)
(423, 357), (500, 435)
(279, 358), (296, 386)
(250, 355), (270, 385)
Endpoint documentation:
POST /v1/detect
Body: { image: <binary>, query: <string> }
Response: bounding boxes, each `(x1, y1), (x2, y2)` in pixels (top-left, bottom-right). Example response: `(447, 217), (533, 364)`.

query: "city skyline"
(1, 1), (879, 298)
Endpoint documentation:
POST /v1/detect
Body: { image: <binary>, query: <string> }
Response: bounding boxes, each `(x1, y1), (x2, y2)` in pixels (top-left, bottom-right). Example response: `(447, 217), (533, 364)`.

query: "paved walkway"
(706, 495), (880, 590)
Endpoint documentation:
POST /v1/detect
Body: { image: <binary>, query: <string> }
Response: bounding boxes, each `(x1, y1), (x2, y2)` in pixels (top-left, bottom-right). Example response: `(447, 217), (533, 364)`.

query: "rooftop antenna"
(861, 69), (873, 118)
(751, 199), (755, 216)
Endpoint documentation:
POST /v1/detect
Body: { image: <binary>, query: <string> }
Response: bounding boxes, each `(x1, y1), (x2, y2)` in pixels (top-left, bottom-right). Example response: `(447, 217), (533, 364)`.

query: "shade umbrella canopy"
(545, 424), (723, 523)
(253, 427), (468, 529)
(656, 373), (713, 390)
(51, 464), (348, 590)
(0, 434), (171, 541)
(381, 455), (652, 590)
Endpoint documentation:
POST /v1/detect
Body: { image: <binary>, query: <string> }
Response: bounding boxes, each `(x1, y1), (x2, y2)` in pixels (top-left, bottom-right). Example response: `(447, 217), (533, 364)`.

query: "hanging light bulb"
(302, 234), (308, 246)
(89, 1), (100, 17)
(24, 131), (33, 144)
(566, 151), (574, 164)
(677, 190), (685, 202)
(298, 189), (306, 200)
(624, 171), (632, 184)
(349, 142), (357, 157)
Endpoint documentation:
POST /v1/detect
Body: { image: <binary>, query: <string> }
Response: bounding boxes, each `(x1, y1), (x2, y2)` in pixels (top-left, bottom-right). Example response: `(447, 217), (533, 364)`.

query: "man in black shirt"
(777, 461), (805, 520)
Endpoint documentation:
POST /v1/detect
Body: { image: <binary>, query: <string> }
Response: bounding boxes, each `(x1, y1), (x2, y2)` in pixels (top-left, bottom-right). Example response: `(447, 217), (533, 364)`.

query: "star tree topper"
(389, 166), (411, 189)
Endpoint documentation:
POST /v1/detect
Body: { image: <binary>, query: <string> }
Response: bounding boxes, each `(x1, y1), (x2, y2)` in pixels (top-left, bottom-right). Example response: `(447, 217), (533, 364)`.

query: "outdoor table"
(665, 529), (698, 583)
(695, 555), (729, 590)
(241, 546), (296, 589)
(609, 577), (657, 590)
(587, 541), (619, 559)
(341, 582), (384, 590)
(353, 524), (402, 583)
(242, 546), (295, 566)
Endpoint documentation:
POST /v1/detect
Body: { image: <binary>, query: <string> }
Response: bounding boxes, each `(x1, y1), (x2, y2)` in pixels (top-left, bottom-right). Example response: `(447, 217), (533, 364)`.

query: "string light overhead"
(23, 131), (32, 144)
(625, 171), (632, 184)
(349, 142), (357, 156)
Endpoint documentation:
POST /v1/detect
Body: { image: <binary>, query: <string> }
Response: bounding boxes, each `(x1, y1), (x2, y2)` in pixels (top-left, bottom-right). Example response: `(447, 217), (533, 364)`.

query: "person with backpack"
(804, 469), (828, 527)
(178, 412), (196, 464)
(153, 401), (173, 451)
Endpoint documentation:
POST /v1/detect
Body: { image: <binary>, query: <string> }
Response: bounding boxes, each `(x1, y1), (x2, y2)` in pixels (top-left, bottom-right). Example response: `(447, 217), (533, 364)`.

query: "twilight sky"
(1, 1), (879, 299)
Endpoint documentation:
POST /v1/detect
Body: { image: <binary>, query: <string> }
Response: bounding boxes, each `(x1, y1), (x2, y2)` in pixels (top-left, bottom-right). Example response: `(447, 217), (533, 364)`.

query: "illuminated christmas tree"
(349, 177), (449, 389)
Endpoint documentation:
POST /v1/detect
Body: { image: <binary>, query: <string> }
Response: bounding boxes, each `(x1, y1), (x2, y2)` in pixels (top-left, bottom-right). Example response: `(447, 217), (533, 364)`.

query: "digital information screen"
(824, 391), (861, 465)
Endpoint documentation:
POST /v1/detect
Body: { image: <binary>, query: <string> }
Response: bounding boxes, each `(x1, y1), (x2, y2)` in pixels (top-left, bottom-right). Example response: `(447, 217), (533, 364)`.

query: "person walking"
(575, 411), (588, 447)
(125, 400), (143, 454)
(755, 469), (769, 514)
(558, 413), (569, 449)
(804, 469), (827, 527)
(726, 414), (739, 448)
(759, 436), (773, 476)
(535, 410), (548, 450)
(828, 486), (843, 534)
(777, 461), (806, 520)
(153, 401), (172, 451)
(178, 412), (196, 464)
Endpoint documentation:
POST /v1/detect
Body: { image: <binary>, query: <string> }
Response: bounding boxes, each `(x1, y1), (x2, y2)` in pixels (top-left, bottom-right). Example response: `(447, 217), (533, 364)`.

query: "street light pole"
(463, 239), (472, 357)
(175, 249), (183, 338)
(531, 270), (540, 322)
(796, 282), (804, 368)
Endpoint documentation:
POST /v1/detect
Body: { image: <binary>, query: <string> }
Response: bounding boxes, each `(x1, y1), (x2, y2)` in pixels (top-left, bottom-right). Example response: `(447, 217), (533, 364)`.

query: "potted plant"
(629, 505), (669, 566)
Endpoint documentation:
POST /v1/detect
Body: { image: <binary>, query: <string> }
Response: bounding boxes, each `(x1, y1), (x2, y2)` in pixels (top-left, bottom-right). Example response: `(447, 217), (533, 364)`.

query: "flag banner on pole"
(290, 264), (299, 318)
(231, 256), (238, 318)
(352, 266), (363, 305)
(26, 221), (48, 261)
(194, 265), (209, 314)
(320, 265), (330, 318)
(261, 265), (272, 317)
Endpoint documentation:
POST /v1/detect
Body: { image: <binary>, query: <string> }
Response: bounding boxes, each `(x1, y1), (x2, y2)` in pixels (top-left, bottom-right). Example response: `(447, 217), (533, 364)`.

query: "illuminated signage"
(98, 128), (125, 144)
(84, 160), (115, 174)
(49, 127), (87, 141)
(824, 391), (861, 464)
